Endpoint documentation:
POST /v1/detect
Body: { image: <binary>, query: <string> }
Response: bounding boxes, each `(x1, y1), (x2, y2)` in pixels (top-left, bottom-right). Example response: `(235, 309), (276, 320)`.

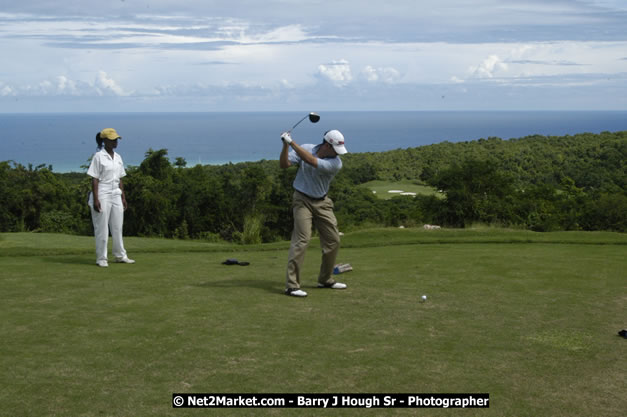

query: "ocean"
(1, 111), (625, 173)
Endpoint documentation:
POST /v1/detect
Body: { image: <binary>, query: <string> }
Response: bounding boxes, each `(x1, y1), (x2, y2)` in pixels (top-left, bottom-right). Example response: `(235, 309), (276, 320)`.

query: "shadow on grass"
(42, 256), (94, 266)
(195, 279), (281, 295)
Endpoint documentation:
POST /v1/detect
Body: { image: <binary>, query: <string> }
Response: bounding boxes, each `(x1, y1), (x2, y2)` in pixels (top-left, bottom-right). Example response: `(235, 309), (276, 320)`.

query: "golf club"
(289, 112), (320, 132)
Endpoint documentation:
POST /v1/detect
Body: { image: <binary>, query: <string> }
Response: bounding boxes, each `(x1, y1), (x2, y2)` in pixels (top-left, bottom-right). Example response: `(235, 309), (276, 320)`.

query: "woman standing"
(87, 128), (135, 267)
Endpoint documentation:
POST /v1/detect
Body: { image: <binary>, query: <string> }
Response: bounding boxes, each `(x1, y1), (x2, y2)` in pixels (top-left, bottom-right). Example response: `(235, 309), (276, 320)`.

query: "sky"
(1, 0), (627, 112)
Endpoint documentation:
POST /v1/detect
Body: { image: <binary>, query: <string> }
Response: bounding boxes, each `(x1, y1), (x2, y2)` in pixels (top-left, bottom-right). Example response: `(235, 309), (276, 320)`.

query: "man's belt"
(296, 190), (326, 201)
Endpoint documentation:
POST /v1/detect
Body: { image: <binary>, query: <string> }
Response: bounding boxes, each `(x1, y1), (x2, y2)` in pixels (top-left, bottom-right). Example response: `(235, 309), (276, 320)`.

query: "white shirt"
(87, 149), (126, 196)
(289, 144), (342, 198)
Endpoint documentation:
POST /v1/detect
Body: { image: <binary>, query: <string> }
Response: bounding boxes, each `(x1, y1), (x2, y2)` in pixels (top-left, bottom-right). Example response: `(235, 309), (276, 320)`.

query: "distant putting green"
(1, 229), (626, 416)
(361, 180), (444, 199)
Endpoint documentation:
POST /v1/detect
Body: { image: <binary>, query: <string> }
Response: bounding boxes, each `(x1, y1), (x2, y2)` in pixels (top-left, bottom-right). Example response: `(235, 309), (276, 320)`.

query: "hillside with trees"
(1, 131), (625, 241)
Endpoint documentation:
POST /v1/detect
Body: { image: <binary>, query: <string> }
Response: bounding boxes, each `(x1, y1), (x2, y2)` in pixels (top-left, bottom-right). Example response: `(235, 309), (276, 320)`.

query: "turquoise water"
(1, 111), (625, 172)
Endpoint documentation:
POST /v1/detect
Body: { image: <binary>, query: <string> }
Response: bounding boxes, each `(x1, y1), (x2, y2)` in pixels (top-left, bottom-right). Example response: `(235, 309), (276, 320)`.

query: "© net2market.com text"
(172, 393), (490, 409)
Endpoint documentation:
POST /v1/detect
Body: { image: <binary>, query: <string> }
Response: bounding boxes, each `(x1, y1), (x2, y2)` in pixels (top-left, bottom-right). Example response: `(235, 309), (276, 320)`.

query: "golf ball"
(421, 295), (427, 301)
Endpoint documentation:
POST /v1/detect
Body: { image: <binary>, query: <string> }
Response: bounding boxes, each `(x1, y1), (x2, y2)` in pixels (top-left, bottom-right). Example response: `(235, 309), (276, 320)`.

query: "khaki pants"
(286, 191), (340, 289)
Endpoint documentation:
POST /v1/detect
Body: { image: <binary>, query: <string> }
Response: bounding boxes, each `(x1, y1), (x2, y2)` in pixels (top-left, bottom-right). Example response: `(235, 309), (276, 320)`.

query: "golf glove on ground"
(281, 132), (293, 144)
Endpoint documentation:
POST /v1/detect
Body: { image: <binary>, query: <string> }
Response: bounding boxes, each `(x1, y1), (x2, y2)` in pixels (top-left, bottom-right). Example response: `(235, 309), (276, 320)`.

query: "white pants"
(89, 192), (127, 262)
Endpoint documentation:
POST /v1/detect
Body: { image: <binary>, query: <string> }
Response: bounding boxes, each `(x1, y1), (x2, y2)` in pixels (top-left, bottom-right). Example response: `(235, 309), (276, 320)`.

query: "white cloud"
(469, 55), (508, 78)
(256, 24), (309, 43)
(95, 71), (130, 96)
(362, 66), (379, 82)
(1, 84), (15, 96)
(361, 66), (401, 83)
(55, 76), (78, 95)
(587, 0), (627, 11)
(317, 60), (353, 86)
(0, 13), (321, 50)
(0, 72), (130, 97)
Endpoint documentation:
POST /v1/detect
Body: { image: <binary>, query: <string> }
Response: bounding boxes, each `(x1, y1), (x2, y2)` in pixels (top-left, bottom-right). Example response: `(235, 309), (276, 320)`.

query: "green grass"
(360, 180), (443, 200)
(1, 229), (626, 416)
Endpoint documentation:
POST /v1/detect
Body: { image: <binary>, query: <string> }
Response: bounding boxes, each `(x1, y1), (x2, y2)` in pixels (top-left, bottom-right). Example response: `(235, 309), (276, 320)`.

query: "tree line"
(1, 130), (625, 241)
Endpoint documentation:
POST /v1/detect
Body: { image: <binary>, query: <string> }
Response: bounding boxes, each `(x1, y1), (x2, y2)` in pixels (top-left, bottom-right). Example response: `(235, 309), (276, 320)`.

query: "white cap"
(323, 130), (347, 155)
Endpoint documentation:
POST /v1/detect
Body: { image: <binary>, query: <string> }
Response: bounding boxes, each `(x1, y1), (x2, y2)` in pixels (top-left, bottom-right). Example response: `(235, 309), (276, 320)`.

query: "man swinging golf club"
(280, 128), (348, 297)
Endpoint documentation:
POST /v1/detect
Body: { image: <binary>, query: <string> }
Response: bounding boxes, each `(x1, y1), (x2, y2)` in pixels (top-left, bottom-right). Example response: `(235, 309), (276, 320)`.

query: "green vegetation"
(1, 229), (625, 416)
(1, 131), (626, 240)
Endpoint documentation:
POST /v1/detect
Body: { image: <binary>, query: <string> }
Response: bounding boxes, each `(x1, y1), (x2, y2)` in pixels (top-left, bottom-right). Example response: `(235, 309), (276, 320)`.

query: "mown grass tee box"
(1, 229), (625, 416)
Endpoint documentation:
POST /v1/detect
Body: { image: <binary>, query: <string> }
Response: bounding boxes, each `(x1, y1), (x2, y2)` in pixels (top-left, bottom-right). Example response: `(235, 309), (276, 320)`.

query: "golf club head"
(290, 112), (321, 131)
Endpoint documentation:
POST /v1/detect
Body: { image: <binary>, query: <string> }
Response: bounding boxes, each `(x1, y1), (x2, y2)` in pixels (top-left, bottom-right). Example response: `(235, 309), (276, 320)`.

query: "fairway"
(360, 180), (443, 200)
(1, 230), (626, 416)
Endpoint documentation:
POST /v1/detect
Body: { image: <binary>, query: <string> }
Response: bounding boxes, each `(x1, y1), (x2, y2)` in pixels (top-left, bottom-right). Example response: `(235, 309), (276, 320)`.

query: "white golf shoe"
(285, 288), (308, 297)
(317, 282), (347, 289)
(115, 257), (135, 264)
(96, 260), (109, 267)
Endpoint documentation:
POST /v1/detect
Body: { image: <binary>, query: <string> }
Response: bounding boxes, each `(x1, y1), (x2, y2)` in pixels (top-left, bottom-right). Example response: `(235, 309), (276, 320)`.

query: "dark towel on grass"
(222, 258), (250, 266)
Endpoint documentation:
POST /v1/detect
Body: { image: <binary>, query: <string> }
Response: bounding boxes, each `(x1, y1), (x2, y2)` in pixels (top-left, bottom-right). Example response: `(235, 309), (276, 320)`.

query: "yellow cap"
(99, 128), (121, 140)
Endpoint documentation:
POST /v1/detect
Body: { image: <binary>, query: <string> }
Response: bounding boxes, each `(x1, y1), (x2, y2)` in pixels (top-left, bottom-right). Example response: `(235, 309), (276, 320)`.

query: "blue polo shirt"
(289, 144), (342, 199)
